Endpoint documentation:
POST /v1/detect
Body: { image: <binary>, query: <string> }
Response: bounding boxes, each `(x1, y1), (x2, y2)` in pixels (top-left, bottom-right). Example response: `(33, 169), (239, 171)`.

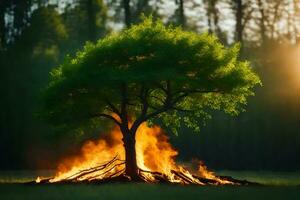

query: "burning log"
(170, 170), (203, 185)
(61, 155), (124, 182)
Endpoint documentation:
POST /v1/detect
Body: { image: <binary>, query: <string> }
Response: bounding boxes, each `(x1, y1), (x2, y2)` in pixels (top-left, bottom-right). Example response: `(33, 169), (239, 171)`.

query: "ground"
(0, 171), (299, 200)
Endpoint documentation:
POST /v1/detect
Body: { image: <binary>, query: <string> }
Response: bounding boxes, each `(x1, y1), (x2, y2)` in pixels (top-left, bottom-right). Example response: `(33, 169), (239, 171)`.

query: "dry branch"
(28, 156), (259, 186)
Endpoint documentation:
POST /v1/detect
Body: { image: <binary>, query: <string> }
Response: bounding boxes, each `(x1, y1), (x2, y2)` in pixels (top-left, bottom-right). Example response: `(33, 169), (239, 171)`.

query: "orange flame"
(38, 123), (232, 185)
(36, 176), (41, 183)
(49, 125), (125, 182)
(197, 161), (234, 185)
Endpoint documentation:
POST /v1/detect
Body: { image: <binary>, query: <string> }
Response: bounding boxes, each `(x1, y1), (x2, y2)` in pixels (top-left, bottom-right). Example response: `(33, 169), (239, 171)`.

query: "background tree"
(120, 0), (159, 27)
(204, 0), (220, 35)
(123, 0), (131, 27)
(42, 18), (260, 179)
(229, 0), (254, 43)
(0, 0), (8, 49)
(171, 0), (186, 28)
(62, 0), (107, 49)
(234, 0), (243, 43)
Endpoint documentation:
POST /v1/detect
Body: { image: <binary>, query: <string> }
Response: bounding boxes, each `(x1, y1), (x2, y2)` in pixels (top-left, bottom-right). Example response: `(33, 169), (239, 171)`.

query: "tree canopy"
(42, 17), (261, 134)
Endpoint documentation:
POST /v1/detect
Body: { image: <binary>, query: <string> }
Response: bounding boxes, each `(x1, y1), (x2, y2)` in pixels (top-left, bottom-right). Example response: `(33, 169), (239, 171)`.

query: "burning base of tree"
(34, 124), (256, 185)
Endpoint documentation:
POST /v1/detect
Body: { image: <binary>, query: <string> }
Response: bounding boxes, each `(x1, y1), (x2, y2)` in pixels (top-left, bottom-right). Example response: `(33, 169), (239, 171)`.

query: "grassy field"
(217, 170), (300, 186)
(0, 171), (299, 200)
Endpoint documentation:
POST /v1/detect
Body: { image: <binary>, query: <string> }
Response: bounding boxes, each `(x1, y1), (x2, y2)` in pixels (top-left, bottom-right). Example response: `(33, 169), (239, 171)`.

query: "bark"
(235, 0), (243, 43)
(122, 128), (139, 180)
(207, 14), (213, 34)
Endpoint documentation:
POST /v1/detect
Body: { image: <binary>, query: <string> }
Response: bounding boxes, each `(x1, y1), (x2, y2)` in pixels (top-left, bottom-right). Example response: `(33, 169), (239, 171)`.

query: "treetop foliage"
(42, 16), (261, 134)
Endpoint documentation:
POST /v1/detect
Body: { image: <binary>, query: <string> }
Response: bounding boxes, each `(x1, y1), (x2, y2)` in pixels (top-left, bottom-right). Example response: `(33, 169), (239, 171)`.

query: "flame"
(35, 176), (41, 183)
(47, 123), (231, 185)
(49, 126), (125, 182)
(198, 161), (234, 185)
(136, 124), (177, 181)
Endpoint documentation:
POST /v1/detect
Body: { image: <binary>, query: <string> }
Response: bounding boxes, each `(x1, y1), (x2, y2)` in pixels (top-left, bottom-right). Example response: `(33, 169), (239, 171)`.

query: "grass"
(217, 170), (300, 186)
(1, 183), (300, 200)
(0, 171), (299, 200)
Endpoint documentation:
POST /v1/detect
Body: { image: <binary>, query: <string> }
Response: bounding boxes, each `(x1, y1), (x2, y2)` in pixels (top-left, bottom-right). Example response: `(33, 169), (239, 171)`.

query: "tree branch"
(120, 83), (129, 131)
(149, 95), (165, 105)
(90, 113), (121, 127)
(242, 7), (254, 32)
(130, 85), (149, 133)
(143, 89), (221, 122)
(171, 106), (194, 113)
(131, 85), (222, 132)
(105, 99), (121, 116)
(140, 81), (173, 122)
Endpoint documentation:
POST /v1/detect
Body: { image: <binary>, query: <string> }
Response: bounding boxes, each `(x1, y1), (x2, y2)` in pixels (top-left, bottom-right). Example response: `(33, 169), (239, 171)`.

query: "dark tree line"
(0, 0), (300, 171)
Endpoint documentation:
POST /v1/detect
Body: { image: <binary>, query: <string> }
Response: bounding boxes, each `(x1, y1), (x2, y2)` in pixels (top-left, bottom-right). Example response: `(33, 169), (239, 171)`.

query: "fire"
(197, 161), (234, 185)
(48, 126), (125, 183)
(136, 125), (178, 181)
(37, 123), (234, 185)
(35, 176), (41, 183)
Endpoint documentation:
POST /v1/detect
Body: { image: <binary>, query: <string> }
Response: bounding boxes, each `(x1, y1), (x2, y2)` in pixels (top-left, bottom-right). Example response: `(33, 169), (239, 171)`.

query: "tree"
(123, 0), (131, 27)
(0, 0), (7, 49)
(174, 0), (186, 28)
(235, 0), (243, 42)
(63, 0), (107, 46)
(230, 0), (254, 44)
(204, 0), (220, 35)
(41, 17), (261, 179)
(11, 0), (32, 37)
(231, 0), (243, 43)
(254, 0), (289, 45)
(86, 0), (97, 41)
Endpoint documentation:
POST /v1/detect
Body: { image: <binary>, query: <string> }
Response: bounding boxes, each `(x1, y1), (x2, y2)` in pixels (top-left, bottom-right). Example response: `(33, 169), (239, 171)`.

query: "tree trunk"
(178, 0), (186, 28)
(211, 0), (221, 36)
(292, 0), (299, 44)
(123, 0), (131, 28)
(256, 0), (266, 45)
(122, 129), (139, 180)
(206, 0), (219, 35)
(0, 1), (6, 49)
(13, 0), (31, 36)
(235, 0), (243, 43)
(86, 0), (97, 41)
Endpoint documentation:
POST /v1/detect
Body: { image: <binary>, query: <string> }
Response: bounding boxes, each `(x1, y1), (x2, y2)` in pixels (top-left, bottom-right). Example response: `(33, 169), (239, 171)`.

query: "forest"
(1, 0), (300, 172)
